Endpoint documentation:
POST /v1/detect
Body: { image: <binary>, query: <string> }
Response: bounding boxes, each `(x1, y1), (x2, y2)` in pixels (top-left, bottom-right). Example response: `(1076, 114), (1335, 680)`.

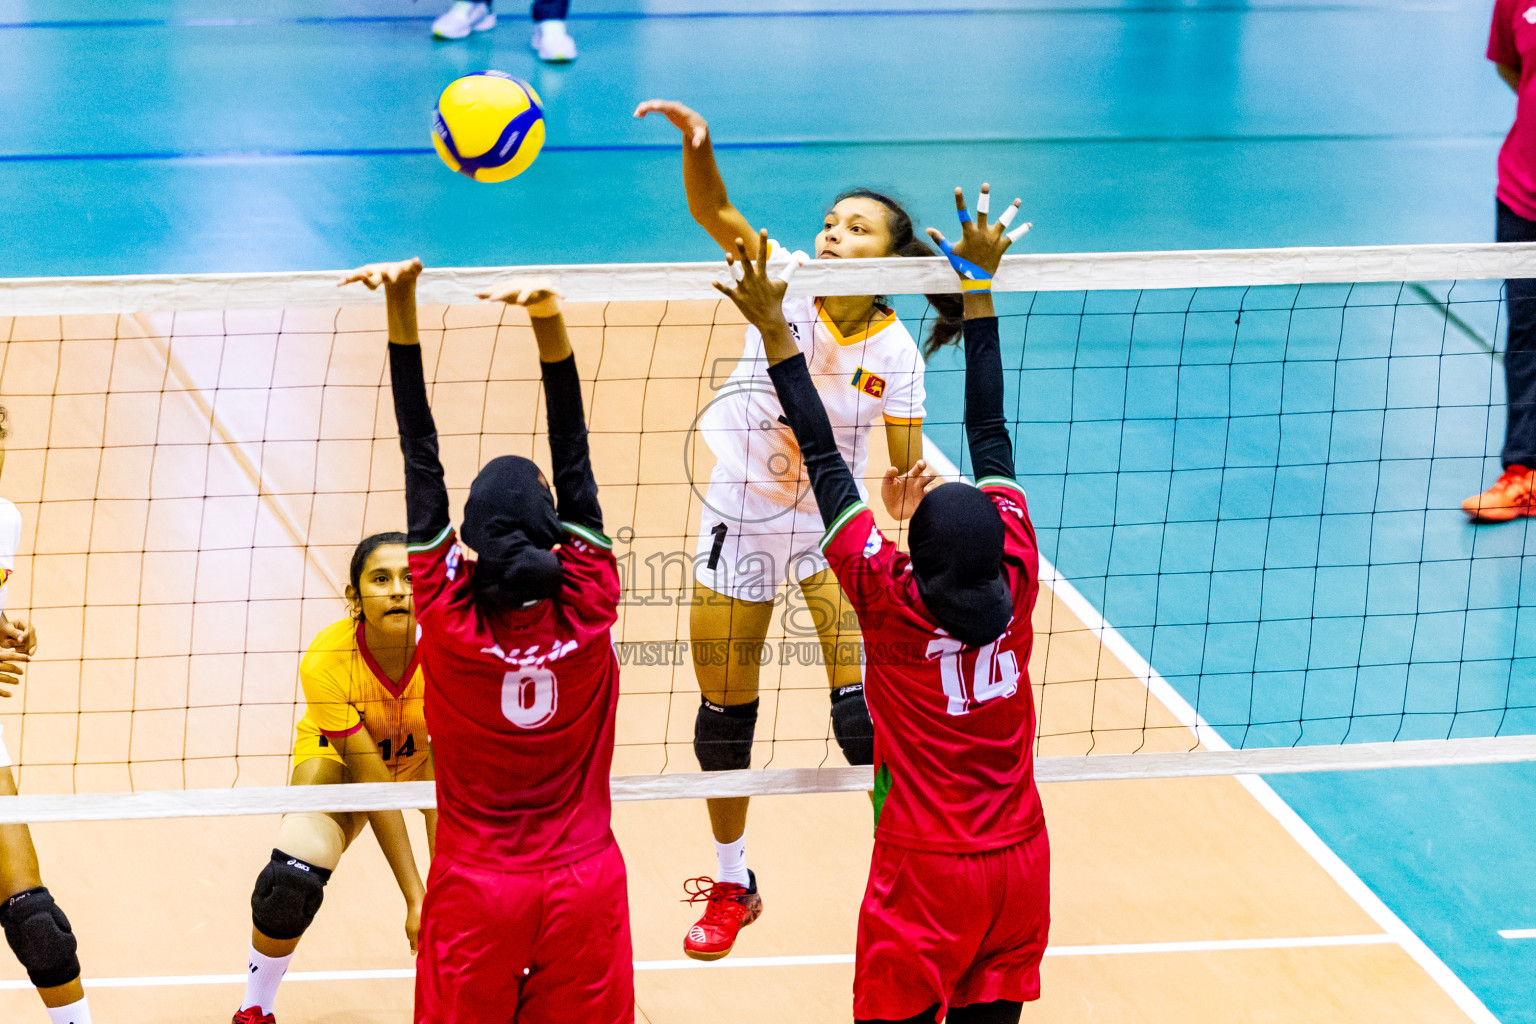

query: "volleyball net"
(2, 241), (1536, 821)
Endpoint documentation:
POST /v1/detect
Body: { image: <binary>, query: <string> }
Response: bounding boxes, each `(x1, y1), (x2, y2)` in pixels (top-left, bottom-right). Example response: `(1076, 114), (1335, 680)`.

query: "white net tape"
(3, 242), (1536, 314)
(5, 736), (1535, 824)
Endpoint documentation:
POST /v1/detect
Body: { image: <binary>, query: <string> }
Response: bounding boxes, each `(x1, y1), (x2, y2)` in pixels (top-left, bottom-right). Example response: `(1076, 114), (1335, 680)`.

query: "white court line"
(916, 439), (1503, 1024)
(0, 935), (1398, 990)
(1498, 929), (1536, 939)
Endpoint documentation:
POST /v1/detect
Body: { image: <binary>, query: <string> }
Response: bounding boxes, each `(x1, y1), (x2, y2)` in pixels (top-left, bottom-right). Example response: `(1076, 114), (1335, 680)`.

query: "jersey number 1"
(502, 668), (558, 729)
(926, 637), (1020, 717)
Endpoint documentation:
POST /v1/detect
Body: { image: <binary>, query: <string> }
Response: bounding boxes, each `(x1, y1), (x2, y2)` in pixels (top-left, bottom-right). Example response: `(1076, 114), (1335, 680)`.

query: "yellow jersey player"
(232, 532), (434, 1024)
(0, 404), (93, 1024)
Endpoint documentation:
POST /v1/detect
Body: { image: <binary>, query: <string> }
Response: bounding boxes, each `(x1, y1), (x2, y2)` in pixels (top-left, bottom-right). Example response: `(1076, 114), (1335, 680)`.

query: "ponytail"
(833, 188), (964, 357)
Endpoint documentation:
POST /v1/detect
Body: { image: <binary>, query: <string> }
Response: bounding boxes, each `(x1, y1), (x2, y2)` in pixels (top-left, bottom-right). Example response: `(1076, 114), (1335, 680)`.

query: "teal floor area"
(4, 0), (1536, 1020)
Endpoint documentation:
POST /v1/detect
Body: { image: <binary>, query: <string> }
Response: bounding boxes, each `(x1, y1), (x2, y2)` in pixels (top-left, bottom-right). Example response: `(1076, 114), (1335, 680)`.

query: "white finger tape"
(1007, 223), (1032, 242)
(998, 202), (1020, 228)
(976, 190), (990, 216)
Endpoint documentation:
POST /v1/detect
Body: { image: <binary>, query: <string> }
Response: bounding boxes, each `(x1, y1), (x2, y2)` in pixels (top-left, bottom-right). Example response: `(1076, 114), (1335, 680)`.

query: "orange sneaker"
(681, 871), (763, 961)
(1462, 465), (1536, 522)
(233, 1009), (275, 1024)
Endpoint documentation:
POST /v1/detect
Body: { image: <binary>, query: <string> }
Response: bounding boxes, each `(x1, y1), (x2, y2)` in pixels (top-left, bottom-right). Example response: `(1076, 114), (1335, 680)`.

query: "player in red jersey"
(346, 258), (632, 1024)
(712, 185), (1046, 1024)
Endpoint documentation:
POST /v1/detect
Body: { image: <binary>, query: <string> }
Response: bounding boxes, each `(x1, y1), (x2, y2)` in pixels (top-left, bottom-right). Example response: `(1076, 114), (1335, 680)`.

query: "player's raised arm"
(343, 260), (452, 550)
(926, 183), (1032, 484)
(480, 279), (603, 533)
(633, 100), (760, 259)
(713, 231), (863, 530)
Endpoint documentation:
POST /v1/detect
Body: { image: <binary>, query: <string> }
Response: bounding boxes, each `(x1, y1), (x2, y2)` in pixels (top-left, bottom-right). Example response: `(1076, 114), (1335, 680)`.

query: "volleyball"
(432, 71), (546, 183)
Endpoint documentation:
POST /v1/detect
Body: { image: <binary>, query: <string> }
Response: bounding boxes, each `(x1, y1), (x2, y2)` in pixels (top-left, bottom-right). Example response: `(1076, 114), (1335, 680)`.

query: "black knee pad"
(694, 697), (758, 772)
(0, 887), (80, 989)
(831, 684), (875, 766)
(251, 849), (332, 941)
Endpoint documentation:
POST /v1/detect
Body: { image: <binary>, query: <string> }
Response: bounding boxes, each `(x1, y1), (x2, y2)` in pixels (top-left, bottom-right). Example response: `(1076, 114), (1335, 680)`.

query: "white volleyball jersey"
(700, 241), (927, 513)
(0, 498), (20, 613)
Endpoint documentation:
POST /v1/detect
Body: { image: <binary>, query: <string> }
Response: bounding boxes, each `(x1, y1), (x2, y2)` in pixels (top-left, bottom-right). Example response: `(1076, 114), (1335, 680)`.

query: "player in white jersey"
(0, 407), (95, 1024)
(637, 98), (963, 960)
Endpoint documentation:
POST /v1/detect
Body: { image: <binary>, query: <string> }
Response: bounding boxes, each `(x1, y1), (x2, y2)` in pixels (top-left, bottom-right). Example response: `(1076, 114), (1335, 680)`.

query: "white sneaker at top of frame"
(433, 1), (496, 39)
(531, 19), (577, 62)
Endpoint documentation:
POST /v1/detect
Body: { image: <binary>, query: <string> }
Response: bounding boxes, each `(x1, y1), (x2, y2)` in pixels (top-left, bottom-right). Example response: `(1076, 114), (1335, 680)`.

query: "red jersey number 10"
(502, 668), (559, 729)
(926, 637), (1021, 717)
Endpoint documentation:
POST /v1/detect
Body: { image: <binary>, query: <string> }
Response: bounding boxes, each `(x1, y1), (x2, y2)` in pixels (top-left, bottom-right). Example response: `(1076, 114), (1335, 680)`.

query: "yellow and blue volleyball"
(432, 71), (545, 183)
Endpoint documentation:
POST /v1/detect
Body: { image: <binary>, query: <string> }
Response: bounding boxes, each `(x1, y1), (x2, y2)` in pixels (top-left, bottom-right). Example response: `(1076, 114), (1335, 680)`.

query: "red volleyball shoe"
(233, 1008), (276, 1024)
(681, 871), (764, 961)
(1462, 465), (1536, 522)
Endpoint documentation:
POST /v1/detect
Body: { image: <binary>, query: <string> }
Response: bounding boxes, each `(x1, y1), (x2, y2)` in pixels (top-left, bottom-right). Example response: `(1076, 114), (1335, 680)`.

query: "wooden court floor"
(0, 301), (1490, 1021)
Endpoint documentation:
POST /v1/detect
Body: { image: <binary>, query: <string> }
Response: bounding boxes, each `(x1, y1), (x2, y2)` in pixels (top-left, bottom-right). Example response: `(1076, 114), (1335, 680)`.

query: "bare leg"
(251, 759), (360, 958)
(690, 582), (774, 844)
(0, 767), (85, 1009)
(798, 567), (863, 691)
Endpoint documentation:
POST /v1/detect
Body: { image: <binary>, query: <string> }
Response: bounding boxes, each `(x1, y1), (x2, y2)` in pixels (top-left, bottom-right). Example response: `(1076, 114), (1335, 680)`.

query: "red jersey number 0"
(501, 668), (558, 729)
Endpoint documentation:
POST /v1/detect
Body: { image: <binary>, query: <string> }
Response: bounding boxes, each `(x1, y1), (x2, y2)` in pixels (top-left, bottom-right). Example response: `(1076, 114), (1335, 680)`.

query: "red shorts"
(854, 830), (1050, 1021)
(414, 839), (633, 1024)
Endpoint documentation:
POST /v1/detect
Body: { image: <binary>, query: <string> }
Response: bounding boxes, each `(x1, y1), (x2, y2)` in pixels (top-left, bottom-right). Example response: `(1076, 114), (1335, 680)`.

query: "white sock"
(240, 945), (294, 1013)
(714, 837), (749, 887)
(46, 998), (91, 1024)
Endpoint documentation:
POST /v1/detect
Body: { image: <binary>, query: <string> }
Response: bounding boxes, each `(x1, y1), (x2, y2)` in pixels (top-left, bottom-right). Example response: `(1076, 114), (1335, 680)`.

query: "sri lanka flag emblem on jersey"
(0, 568), (11, 588)
(850, 367), (886, 399)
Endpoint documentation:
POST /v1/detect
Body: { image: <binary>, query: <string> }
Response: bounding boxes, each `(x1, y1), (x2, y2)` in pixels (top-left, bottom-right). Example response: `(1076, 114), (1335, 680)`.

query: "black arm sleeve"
(540, 353), (603, 532)
(766, 354), (862, 531)
(388, 342), (452, 545)
(963, 316), (1016, 481)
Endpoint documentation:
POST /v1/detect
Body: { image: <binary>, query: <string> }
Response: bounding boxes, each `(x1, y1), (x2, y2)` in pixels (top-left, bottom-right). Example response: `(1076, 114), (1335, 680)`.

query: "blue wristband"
(937, 237), (993, 290)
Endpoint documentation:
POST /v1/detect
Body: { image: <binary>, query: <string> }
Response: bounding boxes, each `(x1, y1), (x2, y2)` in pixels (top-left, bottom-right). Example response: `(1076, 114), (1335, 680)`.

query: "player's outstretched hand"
(340, 258), (423, 293)
(925, 183), (1030, 283)
(0, 649), (29, 698)
(479, 277), (563, 318)
(1, 617), (37, 656)
(713, 230), (789, 339)
(633, 99), (709, 148)
(882, 459), (941, 521)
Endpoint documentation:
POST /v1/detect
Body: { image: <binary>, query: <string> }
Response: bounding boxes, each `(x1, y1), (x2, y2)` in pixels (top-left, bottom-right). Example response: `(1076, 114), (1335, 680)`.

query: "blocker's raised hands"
(926, 183), (1031, 286)
(479, 277), (563, 319)
(342, 258), (423, 346)
(713, 230), (790, 338)
(340, 258), (423, 293)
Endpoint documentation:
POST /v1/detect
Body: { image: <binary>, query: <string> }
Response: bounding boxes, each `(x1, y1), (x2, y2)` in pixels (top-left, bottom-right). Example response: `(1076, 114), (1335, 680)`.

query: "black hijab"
(908, 483), (1013, 648)
(461, 455), (564, 608)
